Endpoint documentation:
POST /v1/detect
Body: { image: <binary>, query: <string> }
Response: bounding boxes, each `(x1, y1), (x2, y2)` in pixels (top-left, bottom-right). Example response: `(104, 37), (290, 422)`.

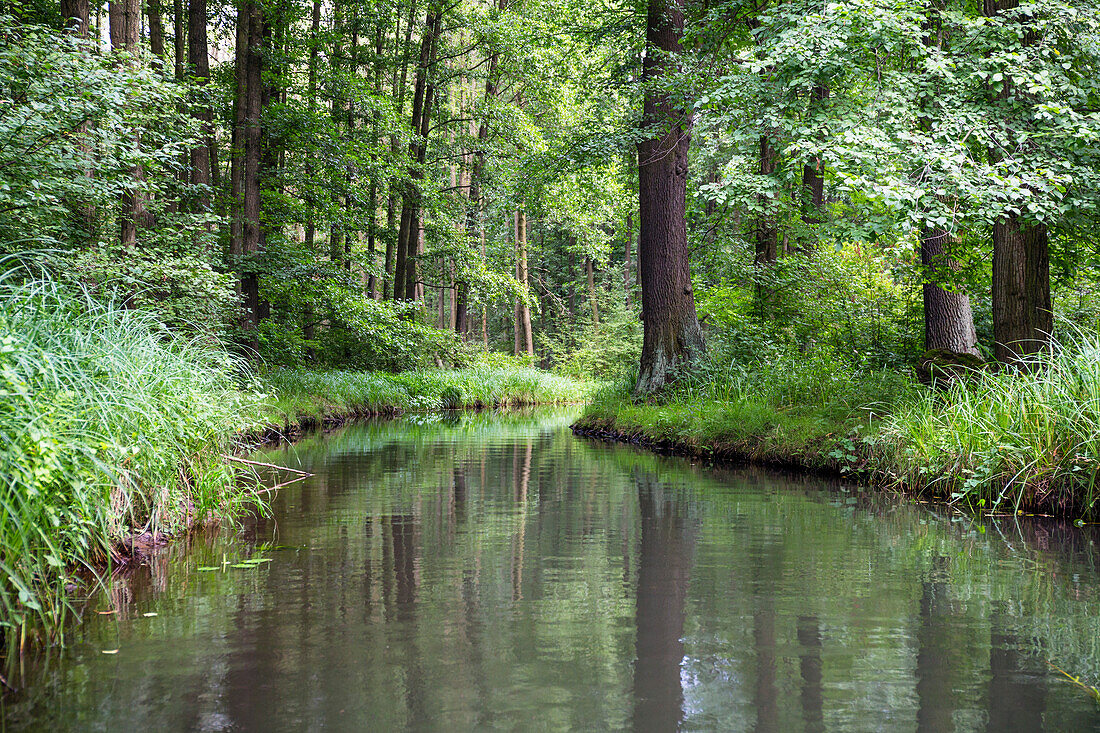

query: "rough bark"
(921, 227), (980, 355)
(147, 0), (165, 61)
(110, 0), (150, 249)
(801, 84), (828, 221)
(230, 0), (265, 353)
(992, 217), (1051, 362)
(624, 212), (634, 309)
(61, 0), (90, 36)
(188, 0), (214, 223)
(635, 0), (705, 394)
(172, 0), (185, 79)
(984, 0), (1052, 363)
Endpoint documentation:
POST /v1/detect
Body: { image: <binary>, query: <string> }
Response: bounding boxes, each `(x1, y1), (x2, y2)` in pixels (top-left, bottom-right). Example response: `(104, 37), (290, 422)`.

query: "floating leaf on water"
(102, 649), (119, 654)
(96, 609), (117, 615)
(142, 612), (157, 617)
(246, 558), (273, 563)
(196, 566), (220, 572)
(230, 563), (255, 569)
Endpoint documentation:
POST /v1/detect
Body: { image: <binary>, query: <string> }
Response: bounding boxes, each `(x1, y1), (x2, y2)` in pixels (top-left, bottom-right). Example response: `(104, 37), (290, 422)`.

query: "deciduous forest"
(4, 0), (1100, 675)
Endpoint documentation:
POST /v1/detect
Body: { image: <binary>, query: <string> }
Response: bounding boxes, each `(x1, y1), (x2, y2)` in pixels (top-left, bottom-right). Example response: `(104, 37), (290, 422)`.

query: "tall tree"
(635, 0), (705, 394)
(110, 0), (150, 250)
(985, 0), (1052, 363)
(230, 0), (266, 352)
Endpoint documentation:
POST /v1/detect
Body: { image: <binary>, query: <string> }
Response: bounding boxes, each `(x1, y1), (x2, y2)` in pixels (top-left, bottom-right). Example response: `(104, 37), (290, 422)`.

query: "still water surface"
(7, 409), (1100, 730)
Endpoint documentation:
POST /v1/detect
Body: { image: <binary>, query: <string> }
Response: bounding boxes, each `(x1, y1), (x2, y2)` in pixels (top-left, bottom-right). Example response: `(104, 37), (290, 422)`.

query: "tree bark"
(110, 0), (150, 250)
(514, 210), (534, 356)
(635, 0), (705, 394)
(230, 0), (265, 353)
(984, 0), (1052, 363)
(800, 84), (828, 221)
(624, 212), (634, 309)
(586, 256), (600, 327)
(188, 0), (214, 224)
(992, 217), (1051, 361)
(922, 226), (980, 355)
(61, 0), (90, 36)
(147, 0), (165, 61)
(173, 0), (185, 79)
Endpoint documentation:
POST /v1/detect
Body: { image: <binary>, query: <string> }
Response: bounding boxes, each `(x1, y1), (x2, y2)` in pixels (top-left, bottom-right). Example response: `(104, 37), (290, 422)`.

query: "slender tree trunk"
(396, 5), (441, 301)
(147, 0), (165, 61)
(586, 256), (600, 326)
(624, 212), (634, 309)
(62, 0), (94, 240)
(635, 0), (705, 394)
(173, 0), (185, 79)
(230, 0), (265, 353)
(385, 0), (418, 300)
(514, 210), (533, 356)
(110, 0), (149, 250)
(188, 0), (214, 225)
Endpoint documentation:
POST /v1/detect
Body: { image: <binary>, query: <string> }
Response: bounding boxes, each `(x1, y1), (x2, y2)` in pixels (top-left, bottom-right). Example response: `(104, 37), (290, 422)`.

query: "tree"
(635, 0), (706, 394)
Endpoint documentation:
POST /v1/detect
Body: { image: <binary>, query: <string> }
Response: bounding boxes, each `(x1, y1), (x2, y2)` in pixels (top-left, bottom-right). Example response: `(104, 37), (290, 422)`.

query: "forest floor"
(573, 344), (1100, 521)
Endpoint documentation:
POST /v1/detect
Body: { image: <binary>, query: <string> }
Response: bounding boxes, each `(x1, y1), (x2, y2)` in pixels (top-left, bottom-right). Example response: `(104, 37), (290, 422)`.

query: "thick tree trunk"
(992, 216), (1051, 362)
(921, 226), (980, 355)
(984, 0), (1052, 363)
(173, 0), (185, 79)
(61, 0), (90, 35)
(635, 0), (705, 394)
(230, 0), (265, 353)
(917, 7), (979, 357)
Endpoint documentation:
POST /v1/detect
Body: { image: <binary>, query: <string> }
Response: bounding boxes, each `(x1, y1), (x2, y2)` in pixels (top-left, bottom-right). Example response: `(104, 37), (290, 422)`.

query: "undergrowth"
(261, 364), (593, 422)
(0, 270), (262, 654)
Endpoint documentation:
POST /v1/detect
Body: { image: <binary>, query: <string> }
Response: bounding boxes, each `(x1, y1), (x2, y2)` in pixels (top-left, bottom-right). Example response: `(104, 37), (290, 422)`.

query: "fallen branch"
(221, 455), (312, 476)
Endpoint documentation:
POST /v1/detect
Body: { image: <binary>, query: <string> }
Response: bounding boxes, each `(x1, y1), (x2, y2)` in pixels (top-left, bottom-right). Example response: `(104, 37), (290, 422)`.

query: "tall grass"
(579, 348), (915, 461)
(261, 365), (592, 421)
(0, 271), (260, 650)
(874, 333), (1100, 516)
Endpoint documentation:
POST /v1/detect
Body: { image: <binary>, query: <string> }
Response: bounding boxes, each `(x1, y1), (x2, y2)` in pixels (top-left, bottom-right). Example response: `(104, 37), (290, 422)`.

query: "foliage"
(0, 267), (262, 647)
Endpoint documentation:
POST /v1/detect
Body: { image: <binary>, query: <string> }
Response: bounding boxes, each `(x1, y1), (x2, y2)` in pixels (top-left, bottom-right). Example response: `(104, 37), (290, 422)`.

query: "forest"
(3, 0), (1100, 658)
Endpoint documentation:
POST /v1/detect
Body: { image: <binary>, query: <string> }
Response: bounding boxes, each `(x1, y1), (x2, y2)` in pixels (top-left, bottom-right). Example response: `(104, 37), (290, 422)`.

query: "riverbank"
(1, 275), (592, 661)
(574, 339), (1100, 520)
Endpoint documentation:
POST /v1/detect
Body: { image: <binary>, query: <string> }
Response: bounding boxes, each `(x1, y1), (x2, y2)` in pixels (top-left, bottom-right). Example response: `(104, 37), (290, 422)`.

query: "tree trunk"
(635, 0), (705, 394)
(147, 0), (165, 61)
(61, 0), (90, 36)
(992, 217), (1051, 362)
(624, 212), (634, 309)
(230, 0), (265, 353)
(173, 0), (185, 79)
(984, 0), (1052, 363)
(188, 0), (214, 223)
(514, 210), (533, 356)
(918, 6), (979, 357)
(922, 227), (980, 355)
(586, 256), (600, 327)
(800, 84), (828, 222)
(110, 0), (149, 250)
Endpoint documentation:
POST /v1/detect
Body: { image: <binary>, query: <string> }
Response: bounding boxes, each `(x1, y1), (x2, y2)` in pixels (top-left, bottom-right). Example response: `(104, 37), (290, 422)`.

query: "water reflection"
(5, 410), (1100, 730)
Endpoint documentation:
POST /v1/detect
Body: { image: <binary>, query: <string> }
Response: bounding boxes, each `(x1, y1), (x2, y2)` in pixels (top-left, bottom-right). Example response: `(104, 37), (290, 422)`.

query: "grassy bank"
(575, 339), (1100, 519)
(258, 365), (592, 429)
(1, 274), (263, 651)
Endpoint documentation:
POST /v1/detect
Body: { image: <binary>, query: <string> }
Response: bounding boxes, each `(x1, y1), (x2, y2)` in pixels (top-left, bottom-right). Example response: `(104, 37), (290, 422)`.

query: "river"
(6, 408), (1100, 730)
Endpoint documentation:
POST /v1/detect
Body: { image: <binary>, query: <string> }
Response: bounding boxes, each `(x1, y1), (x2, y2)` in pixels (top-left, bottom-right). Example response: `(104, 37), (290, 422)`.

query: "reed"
(0, 269), (261, 651)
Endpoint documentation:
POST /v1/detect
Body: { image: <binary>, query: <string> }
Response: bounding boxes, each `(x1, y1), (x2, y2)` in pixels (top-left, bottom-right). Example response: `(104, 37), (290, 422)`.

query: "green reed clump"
(262, 365), (591, 420)
(874, 334), (1100, 516)
(0, 272), (261, 648)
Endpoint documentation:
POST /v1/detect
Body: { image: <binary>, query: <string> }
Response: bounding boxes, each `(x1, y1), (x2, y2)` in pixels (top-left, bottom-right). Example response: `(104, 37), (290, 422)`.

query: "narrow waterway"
(7, 409), (1100, 730)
